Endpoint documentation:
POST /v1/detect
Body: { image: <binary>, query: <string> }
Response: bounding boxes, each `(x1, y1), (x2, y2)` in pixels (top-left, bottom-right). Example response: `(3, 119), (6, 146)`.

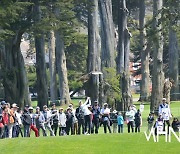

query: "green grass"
(0, 133), (180, 154)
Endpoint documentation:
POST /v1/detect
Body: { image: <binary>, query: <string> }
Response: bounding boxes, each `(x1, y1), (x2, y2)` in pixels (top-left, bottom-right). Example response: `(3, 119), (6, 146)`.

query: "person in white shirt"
(158, 98), (171, 132)
(42, 105), (55, 136)
(81, 97), (92, 134)
(58, 108), (66, 136)
(100, 103), (111, 133)
(69, 104), (78, 135)
(126, 106), (135, 133)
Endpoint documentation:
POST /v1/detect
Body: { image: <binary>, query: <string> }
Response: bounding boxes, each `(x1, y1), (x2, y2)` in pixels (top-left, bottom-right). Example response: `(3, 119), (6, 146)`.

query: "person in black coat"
(66, 107), (74, 135)
(22, 105), (31, 137)
(134, 109), (142, 133)
(172, 117), (180, 132)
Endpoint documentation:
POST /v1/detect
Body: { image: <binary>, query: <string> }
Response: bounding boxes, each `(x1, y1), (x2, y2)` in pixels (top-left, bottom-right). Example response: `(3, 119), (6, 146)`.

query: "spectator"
(147, 112), (154, 132)
(117, 112), (124, 133)
(29, 107), (39, 137)
(35, 106), (47, 136)
(111, 110), (118, 133)
(7, 103), (15, 138)
(51, 110), (59, 136)
(58, 108), (66, 136)
(126, 106), (135, 133)
(42, 105), (55, 136)
(134, 109), (142, 133)
(75, 100), (85, 135)
(172, 117), (180, 132)
(69, 103), (78, 135)
(91, 101), (101, 134)
(66, 107), (74, 135)
(100, 103), (111, 134)
(22, 105), (32, 137)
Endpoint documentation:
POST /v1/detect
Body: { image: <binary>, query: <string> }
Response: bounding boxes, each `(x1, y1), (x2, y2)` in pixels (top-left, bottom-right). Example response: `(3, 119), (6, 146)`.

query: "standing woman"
(134, 109), (142, 133)
(126, 106), (135, 133)
(58, 108), (66, 136)
(100, 103), (111, 133)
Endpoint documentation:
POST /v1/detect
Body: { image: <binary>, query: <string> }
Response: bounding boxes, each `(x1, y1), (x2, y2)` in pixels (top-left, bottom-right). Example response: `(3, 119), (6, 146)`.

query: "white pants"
(8, 124), (14, 138)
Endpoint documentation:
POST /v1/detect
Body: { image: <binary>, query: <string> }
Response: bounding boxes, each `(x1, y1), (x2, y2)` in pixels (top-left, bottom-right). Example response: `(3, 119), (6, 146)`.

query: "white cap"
(162, 98), (166, 101)
(28, 107), (33, 110)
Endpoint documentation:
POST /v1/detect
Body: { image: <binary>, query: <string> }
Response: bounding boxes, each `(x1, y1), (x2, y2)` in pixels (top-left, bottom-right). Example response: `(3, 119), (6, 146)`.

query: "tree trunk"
(150, 0), (164, 113)
(117, 0), (132, 112)
(139, 0), (150, 101)
(87, 0), (103, 104)
(55, 31), (71, 105)
(48, 30), (58, 102)
(0, 32), (31, 108)
(99, 0), (115, 68)
(168, 28), (179, 100)
(34, 1), (49, 109)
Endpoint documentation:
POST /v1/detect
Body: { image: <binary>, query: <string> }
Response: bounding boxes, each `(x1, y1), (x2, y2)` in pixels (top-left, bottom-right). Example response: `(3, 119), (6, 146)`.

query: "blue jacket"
(117, 115), (124, 125)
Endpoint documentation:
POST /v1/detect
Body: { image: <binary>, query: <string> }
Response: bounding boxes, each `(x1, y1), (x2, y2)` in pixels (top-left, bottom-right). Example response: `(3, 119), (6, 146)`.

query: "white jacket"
(58, 112), (66, 127)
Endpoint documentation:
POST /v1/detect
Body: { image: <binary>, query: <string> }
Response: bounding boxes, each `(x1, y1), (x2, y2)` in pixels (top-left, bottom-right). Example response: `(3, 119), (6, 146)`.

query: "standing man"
(91, 101), (101, 134)
(158, 98), (171, 132)
(42, 105), (55, 136)
(22, 105), (31, 137)
(75, 100), (85, 135)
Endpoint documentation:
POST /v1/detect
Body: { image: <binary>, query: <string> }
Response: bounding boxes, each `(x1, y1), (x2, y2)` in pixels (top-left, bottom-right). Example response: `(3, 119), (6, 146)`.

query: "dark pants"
(66, 123), (73, 135)
(59, 127), (66, 136)
(0, 127), (4, 139)
(78, 119), (85, 135)
(128, 121), (134, 133)
(13, 125), (23, 138)
(84, 115), (91, 134)
(118, 124), (123, 133)
(163, 120), (170, 134)
(24, 124), (30, 137)
(92, 118), (99, 134)
(103, 120), (111, 133)
(135, 123), (140, 133)
(52, 123), (58, 136)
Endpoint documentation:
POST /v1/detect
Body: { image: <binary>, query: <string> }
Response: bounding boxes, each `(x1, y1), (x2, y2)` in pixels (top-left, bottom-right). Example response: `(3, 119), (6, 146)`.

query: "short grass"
(0, 133), (180, 154)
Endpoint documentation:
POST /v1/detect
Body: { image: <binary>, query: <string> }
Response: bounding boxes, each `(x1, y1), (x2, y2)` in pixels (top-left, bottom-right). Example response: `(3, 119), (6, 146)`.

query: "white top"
(15, 112), (22, 125)
(58, 112), (66, 127)
(101, 108), (110, 121)
(126, 109), (135, 122)
(158, 103), (171, 120)
(72, 109), (78, 123)
(81, 97), (92, 116)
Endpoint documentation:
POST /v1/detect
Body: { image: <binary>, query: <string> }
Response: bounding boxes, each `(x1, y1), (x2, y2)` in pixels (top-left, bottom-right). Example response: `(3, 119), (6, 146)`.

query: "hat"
(113, 110), (117, 114)
(59, 107), (64, 110)
(67, 107), (72, 111)
(162, 98), (166, 101)
(43, 105), (47, 108)
(94, 101), (98, 104)
(28, 107), (33, 110)
(12, 103), (18, 108)
(36, 106), (40, 110)
(25, 105), (29, 108)
(1, 101), (6, 105)
(103, 103), (108, 106)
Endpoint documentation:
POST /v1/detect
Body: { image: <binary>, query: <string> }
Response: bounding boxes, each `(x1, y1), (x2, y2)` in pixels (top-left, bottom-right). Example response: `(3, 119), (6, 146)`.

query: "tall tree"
(48, 30), (58, 102)
(86, 0), (103, 104)
(139, 0), (150, 101)
(0, 1), (31, 108)
(99, 0), (115, 68)
(150, 0), (164, 112)
(117, 0), (132, 111)
(34, 0), (49, 109)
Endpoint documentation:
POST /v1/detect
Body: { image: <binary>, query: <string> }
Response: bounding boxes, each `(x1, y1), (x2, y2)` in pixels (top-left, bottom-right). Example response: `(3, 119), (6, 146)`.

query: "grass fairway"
(0, 133), (180, 154)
